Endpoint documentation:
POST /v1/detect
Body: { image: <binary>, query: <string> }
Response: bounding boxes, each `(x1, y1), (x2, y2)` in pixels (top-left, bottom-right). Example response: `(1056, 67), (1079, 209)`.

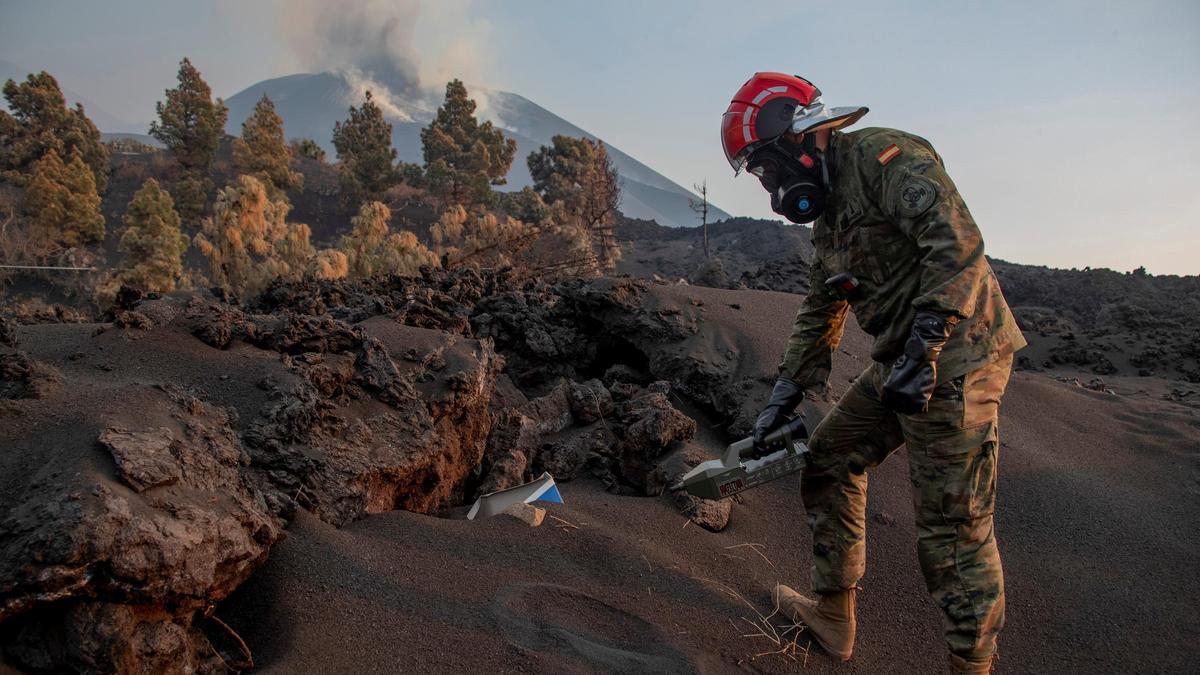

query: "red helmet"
(721, 72), (869, 173)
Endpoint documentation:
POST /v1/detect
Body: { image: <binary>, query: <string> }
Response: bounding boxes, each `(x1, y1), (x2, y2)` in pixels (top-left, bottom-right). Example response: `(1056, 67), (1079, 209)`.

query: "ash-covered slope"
(617, 216), (1200, 392)
(616, 216), (815, 293)
(2, 273), (1196, 672)
(223, 72), (731, 228)
(0, 271), (742, 670)
(988, 259), (1200, 383)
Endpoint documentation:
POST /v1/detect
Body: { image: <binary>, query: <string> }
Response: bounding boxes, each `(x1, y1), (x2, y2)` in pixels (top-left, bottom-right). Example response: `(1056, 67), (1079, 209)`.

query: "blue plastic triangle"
(535, 484), (563, 505)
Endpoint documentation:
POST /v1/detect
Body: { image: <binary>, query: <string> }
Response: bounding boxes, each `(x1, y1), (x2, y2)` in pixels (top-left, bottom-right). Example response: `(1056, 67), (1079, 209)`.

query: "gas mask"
(746, 135), (829, 224)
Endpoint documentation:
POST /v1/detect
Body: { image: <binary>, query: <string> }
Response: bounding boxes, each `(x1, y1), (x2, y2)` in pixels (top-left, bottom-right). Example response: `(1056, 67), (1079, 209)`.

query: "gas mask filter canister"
(747, 137), (827, 224)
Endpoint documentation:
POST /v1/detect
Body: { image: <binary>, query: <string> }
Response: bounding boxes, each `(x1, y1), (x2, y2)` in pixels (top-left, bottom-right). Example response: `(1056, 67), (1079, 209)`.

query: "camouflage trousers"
(803, 354), (1012, 660)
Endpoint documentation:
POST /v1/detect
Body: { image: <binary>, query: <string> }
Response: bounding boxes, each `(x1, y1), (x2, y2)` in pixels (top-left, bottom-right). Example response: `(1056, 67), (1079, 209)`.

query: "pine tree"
(233, 95), (302, 200)
(193, 175), (314, 297)
(21, 149), (105, 251)
(338, 201), (438, 278)
(116, 178), (189, 292)
(331, 91), (399, 201)
(171, 172), (212, 226)
(527, 136), (622, 270)
(498, 186), (550, 224)
(150, 58), (228, 173)
(0, 71), (109, 191)
(150, 58), (228, 224)
(290, 138), (326, 163)
(421, 80), (517, 210)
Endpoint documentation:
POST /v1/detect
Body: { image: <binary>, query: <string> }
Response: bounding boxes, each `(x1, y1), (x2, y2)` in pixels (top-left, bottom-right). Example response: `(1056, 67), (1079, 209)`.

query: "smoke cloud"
(281, 0), (495, 118)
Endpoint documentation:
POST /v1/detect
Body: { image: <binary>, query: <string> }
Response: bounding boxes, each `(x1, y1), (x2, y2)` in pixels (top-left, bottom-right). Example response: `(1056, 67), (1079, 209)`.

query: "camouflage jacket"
(779, 127), (1027, 390)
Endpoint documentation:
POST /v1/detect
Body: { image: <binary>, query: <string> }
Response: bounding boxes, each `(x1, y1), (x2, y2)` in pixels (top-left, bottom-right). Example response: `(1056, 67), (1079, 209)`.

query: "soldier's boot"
(772, 584), (856, 662)
(947, 653), (994, 674)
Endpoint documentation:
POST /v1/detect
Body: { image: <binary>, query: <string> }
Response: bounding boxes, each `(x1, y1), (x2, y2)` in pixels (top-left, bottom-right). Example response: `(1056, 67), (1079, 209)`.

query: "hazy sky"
(2, 0), (1198, 274)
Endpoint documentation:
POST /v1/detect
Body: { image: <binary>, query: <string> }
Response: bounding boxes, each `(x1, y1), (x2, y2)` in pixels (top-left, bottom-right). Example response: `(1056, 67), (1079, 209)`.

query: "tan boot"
(948, 652), (994, 674)
(772, 584), (856, 662)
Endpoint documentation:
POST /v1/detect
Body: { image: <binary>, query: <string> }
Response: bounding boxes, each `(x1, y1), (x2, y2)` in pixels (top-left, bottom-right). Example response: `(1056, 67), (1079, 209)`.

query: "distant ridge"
(0, 59), (148, 134)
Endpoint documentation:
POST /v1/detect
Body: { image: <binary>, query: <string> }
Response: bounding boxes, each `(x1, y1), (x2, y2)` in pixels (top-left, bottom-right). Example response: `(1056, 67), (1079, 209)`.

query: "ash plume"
(284, 0), (420, 92)
(281, 0), (494, 118)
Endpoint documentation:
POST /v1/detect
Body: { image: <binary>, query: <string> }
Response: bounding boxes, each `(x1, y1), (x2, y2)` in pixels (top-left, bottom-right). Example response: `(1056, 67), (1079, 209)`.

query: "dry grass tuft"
(724, 542), (777, 570)
(690, 576), (811, 664)
(548, 514), (580, 531)
(689, 542), (813, 665)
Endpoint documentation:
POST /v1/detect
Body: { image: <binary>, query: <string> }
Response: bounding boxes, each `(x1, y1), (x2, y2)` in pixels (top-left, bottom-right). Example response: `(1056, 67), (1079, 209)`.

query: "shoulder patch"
(896, 174), (937, 217)
(877, 144), (901, 165)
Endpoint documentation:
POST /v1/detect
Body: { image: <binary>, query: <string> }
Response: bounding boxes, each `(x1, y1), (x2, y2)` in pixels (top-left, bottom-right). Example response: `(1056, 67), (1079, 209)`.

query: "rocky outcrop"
(1, 269), (755, 671)
(471, 276), (760, 436)
(477, 376), (695, 498)
(306, 319), (499, 523)
(0, 352), (61, 400)
(1, 278), (504, 670)
(611, 388), (696, 494)
(0, 390), (281, 672)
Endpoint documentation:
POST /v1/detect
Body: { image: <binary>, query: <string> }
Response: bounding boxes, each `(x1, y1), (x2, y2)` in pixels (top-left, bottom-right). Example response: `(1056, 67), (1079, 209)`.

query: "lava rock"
(0, 395), (281, 672)
(0, 352), (61, 400)
(537, 424), (618, 480)
(99, 427), (182, 492)
(112, 310), (153, 330)
(567, 379), (613, 424)
(616, 392), (697, 495)
(678, 495), (732, 532)
(0, 317), (16, 347)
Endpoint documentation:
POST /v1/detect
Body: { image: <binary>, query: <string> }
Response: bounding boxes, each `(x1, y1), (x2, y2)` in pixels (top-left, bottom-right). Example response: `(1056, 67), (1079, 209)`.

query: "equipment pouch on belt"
(825, 272), (862, 300)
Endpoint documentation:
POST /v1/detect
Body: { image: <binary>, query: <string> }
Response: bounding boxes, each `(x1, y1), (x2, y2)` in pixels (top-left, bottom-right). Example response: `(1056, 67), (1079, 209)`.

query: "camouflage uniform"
(778, 127), (1027, 661)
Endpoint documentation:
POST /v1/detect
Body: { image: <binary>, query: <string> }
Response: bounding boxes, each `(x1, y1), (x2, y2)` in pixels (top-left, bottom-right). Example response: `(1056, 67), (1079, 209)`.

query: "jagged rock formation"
(1, 382), (280, 672)
(1, 269), (756, 671)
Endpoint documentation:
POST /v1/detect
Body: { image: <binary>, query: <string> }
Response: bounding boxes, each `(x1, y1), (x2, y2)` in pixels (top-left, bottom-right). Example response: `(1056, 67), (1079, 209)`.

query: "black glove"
(753, 377), (806, 456)
(881, 311), (958, 415)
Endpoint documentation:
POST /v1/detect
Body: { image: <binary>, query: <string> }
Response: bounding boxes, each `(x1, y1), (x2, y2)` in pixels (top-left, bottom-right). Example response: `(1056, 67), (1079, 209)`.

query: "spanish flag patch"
(877, 144), (901, 165)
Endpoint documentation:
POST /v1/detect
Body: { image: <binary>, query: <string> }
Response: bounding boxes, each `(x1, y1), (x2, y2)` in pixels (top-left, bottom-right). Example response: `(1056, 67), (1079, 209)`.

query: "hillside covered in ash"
(615, 217), (1200, 393)
(0, 269), (782, 670)
(3, 268), (1197, 673)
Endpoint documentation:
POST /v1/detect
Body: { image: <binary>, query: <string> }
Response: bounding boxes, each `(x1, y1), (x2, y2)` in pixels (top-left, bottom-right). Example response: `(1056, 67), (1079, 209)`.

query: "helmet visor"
(727, 144), (760, 175)
(722, 110), (755, 173)
(791, 104), (869, 136)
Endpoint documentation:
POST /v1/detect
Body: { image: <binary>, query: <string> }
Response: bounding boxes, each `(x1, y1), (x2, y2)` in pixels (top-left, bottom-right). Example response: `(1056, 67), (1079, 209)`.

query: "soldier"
(721, 73), (1027, 673)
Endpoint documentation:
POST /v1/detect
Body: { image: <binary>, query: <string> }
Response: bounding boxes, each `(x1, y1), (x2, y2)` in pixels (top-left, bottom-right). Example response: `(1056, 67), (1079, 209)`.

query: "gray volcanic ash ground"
(2, 265), (1197, 673)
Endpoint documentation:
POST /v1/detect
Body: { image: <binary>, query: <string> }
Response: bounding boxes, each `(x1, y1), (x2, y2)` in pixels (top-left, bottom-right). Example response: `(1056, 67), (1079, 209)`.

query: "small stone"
(677, 494), (732, 532)
(503, 502), (546, 527)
